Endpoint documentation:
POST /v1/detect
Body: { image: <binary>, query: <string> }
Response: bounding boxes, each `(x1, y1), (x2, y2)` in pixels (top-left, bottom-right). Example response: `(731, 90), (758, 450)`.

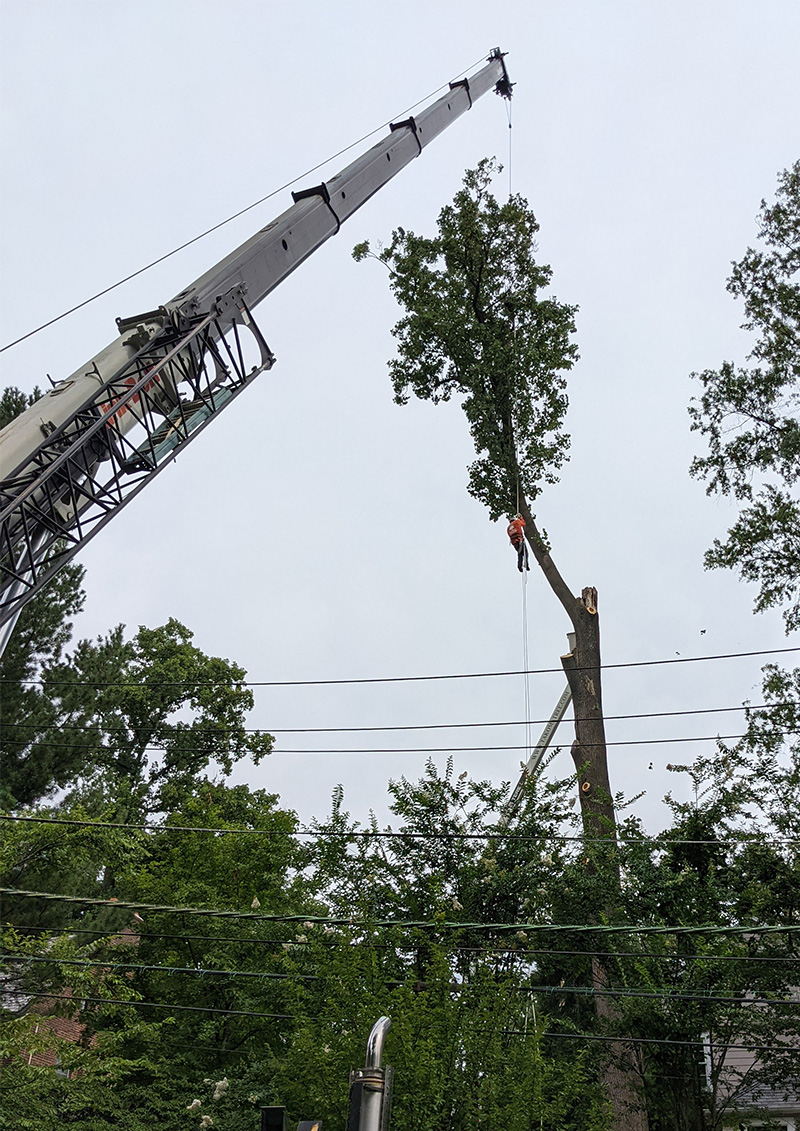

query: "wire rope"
(0, 54), (490, 355)
(522, 569), (533, 766)
(506, 95), (513, 198)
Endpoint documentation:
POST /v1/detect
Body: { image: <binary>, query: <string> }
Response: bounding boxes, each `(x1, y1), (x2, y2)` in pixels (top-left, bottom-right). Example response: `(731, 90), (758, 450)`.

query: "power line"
(0, 987), (293, 1021)
(2, 989), (796, 1056)
(3, 701), (783, 735)
(4, 814), (797, 845)
(5, 645), (798, 689)
(1, 731), (793, 760)
(0, 53), (489, 355)
(6, 954), (800, 1006)
(3, 954), (317, 982)
(4, 889), (799, 937)
(244, 731), (786, 751)
(510, 1031), (798, 1054)
(9, 924), (798, 963)
(531, 985), (800, 1007)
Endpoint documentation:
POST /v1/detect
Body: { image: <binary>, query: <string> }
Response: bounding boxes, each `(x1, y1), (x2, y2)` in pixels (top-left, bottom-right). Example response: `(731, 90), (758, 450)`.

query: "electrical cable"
(6, 645), (797, 688)
(8, 925), (799, 963)
(0, 730), (793, 759)
(507, 1031), (798, 1054)
(0, 987), (293, 1021)
(0, 53), (490, 355)
(2, 954), (318, 982)
(0, 700), (789, 734)
(4, 814), (798, 845)
(4, 889), (799, 936)
(6, 954), (800, 1006)
(2, 988), (795, 1056)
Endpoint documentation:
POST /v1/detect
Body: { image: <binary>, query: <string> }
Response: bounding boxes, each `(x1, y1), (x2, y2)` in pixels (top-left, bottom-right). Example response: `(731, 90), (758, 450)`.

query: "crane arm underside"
(0, 295), (273, 629)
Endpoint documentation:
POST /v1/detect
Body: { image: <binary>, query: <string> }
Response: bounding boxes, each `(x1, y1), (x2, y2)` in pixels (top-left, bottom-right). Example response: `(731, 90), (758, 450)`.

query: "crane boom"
(0, 51), (511, 638)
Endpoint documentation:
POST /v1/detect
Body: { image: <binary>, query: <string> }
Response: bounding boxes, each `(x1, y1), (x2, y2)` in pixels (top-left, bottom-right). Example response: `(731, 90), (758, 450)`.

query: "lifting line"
(517, 475), (532, 766)
(0, 52), (492, 356)
(505, 94), (513, 198)
(522, 564), (532, 767)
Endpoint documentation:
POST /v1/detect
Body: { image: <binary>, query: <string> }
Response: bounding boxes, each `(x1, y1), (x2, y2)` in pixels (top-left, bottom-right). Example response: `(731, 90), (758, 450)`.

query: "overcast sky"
(1, 0), (797, 833)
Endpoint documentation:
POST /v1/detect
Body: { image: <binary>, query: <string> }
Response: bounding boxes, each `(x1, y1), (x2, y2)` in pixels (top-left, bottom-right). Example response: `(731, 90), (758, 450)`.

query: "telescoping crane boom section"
(0, 51), (512, 642)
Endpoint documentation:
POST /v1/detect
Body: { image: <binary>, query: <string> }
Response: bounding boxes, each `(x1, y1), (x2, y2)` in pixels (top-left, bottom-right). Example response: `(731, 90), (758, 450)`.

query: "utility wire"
(0, 730), (793, 758)
(0, 987), (293, 1021)
(3, 954), (317, 982)
(508, 1030), (798, 1054)
(7, 926), (798, 964)
(6, 954), (800, 1006)
(6, 645), (797, 688)
(0, 54), (489, 355)
(2, 988), (796, 1055)
(2, 701), (784, 735)
(4, 889), (799, 936)
(4, 814), (798, 845)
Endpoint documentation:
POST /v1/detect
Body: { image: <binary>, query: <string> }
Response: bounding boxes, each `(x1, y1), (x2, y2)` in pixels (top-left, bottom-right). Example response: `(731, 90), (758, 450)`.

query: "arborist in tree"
(507, 514), (529, 573)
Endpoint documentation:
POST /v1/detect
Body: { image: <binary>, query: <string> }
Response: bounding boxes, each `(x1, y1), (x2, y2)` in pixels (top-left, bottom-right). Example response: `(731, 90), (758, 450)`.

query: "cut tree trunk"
(517, 494), (649, 1131)
(560, 586), (616, 837)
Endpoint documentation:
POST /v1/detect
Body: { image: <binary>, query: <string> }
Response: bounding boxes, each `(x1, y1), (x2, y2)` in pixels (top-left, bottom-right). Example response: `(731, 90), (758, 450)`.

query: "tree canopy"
(354, 157), (577, 520)
(690, 160), (800, 631)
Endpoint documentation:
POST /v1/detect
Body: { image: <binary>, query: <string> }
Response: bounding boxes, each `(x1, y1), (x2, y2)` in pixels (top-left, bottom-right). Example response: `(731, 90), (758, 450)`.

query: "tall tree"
(354, 159), (614, 840)
(47, 617), (273, 819)
(278, 761), (612, 1130)
(1, 783), (311, 1131)
(689, 160), (800, 631)
(688, 170), (800, 1126)
(3, 616), (273, 818)
(355, 159), (647, 1127)
(0, 560), (88, 808)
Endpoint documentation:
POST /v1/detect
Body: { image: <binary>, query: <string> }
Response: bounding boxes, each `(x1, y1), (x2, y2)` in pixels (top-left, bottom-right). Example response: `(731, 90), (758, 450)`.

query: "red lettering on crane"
(101, 370), (161, 427)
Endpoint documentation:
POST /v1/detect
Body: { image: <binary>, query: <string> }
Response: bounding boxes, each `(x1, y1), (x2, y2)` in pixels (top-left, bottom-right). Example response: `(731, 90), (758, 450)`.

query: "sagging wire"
(0, 52), (491, 355)
(4, 644), (799, 688)
(3, 958), (799, 1007)
(8, 923), (800, 962)
(5, 888), (800, 937)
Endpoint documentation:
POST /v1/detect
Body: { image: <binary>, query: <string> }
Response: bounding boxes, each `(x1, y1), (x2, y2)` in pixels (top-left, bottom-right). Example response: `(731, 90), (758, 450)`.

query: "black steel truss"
(0, 291), (274, 627)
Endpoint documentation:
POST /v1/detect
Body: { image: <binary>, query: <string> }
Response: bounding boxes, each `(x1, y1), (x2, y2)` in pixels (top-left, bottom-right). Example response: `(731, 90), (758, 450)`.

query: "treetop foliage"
(690, 160), (800, 630)
(354, 158), (578, 519)
(2, 613), (273, 814)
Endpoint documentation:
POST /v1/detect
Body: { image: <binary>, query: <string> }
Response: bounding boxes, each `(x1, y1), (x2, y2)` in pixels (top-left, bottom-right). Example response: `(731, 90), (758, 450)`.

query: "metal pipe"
(348, 1017), (392, 1131)
(365, 1016), (391, 1070)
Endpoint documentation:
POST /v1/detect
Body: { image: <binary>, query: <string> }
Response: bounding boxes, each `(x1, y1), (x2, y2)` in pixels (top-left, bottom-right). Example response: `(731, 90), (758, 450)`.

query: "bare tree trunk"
(517, 495), (649, 1131)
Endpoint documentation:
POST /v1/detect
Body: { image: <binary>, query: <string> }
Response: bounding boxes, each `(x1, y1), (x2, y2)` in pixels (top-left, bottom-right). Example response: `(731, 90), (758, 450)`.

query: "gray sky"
(1, 0), (797, 832)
